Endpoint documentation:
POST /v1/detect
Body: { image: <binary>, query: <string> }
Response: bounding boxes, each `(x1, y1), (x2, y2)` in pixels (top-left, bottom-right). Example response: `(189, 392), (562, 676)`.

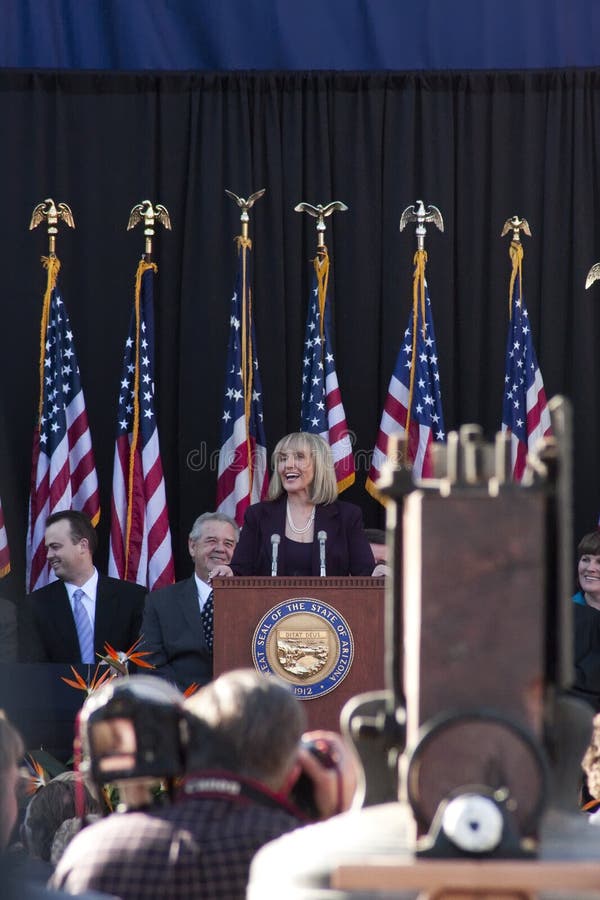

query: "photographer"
(53, 669), (359, 900)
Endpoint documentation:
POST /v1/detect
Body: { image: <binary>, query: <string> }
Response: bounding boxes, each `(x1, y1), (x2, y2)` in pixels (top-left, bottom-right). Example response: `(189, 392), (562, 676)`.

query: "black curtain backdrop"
(1, 68), (600, 596)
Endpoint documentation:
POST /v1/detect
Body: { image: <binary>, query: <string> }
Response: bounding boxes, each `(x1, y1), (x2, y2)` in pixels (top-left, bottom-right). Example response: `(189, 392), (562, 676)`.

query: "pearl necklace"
(286, 502), (315, 534)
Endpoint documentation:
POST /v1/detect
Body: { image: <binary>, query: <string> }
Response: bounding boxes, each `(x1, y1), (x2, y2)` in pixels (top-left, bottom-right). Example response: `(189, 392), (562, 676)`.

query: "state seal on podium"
(252, 597), (354, 699)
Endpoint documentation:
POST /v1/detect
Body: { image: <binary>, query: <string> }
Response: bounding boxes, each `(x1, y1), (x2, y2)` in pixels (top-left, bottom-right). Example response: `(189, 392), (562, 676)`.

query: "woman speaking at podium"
(209, 432), (376, 578)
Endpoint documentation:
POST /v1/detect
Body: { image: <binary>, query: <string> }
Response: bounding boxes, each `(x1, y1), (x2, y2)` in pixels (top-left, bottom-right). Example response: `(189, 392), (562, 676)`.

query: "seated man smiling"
(141, 512), (239, 691)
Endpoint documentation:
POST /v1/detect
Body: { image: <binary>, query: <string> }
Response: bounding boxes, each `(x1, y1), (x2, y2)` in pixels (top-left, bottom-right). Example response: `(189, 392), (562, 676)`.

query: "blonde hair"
(268, 432), (338, 505)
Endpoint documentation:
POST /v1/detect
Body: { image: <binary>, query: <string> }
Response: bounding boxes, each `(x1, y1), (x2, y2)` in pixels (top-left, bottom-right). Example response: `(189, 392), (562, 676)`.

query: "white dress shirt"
(65, 568), (99, 631)
(194, 572), (212, 613)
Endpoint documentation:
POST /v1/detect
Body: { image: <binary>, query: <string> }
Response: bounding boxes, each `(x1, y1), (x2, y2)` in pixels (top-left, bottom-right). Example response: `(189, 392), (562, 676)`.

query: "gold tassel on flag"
(405, 248), (428, 447)
(236, 234), (255, 496)
(124, 258), (157, 580)
(37, 255), (61, 418)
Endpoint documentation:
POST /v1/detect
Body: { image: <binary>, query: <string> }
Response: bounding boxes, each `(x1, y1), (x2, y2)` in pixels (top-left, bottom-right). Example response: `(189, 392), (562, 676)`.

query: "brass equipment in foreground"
(347, 397), (587, 859)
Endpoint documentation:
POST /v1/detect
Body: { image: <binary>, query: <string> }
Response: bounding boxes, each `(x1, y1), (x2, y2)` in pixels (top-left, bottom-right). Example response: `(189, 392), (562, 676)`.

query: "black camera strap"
(178, 769), (307, 819)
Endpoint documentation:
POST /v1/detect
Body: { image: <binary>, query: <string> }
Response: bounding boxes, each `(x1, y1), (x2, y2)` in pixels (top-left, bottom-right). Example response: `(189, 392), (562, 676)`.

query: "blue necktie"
(73, 588), (95, 664)
(201, 591), (214, 651)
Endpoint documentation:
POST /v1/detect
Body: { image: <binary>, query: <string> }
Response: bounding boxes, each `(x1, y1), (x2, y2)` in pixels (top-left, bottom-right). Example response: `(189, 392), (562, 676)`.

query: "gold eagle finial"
(294, 200), (348, 246)
(500, 215), (531, 242)
(127, 200), (171, 256)
(224, 189), (266, 216)
(225, 189), (266, 238)
(585, 261), (600, 290)
(29, 198), (75, 254)
(399, 200), (444, 234)
(399, 200), (443, 251)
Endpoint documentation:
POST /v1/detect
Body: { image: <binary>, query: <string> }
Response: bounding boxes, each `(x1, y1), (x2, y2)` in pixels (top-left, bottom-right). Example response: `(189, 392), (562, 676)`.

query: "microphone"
(271, 534), (281, 577)
(318, 530), (327, 577)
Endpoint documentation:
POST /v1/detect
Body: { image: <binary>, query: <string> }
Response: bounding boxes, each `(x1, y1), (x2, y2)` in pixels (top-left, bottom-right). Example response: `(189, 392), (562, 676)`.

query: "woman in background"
(572, 530), (600, 712)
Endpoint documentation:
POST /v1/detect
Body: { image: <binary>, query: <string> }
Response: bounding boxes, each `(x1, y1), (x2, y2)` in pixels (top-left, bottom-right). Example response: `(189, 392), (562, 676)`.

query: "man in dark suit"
(18, 510), (145, 663)
(140, 512), (239, 692)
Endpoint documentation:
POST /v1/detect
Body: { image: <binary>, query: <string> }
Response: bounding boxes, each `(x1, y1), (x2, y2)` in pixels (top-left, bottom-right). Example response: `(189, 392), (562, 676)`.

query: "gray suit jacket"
(141, 576), (212, 692)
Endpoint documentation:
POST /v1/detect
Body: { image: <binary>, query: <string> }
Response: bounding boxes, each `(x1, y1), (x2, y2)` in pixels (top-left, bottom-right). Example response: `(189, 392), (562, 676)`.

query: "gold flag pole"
(29, 198), (75, 256)
(501, 215), (531, 318)
(123, 201), (171, 577)
(398, 200), (444, 464)
(29, 199), (76, 420)
(294, 200), (348, 249)
(127, 199), (172, 260)
(225, 189), (265, 495)
(225, 188), (265, 241)
(294, 200), (348, 342)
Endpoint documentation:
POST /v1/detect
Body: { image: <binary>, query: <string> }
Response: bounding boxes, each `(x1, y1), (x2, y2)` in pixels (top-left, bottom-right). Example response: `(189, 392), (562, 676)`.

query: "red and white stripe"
(216, 416), (269, 524)
(505, 369), (551, 481)
(323, 370), (355, 491)
(367, 374), (433, 497)
(27, 392), (99, 592)
(109, 425), (174, 590)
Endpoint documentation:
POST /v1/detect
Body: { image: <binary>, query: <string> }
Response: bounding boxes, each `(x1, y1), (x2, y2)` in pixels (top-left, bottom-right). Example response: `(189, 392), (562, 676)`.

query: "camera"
(290, 739), (336, 820)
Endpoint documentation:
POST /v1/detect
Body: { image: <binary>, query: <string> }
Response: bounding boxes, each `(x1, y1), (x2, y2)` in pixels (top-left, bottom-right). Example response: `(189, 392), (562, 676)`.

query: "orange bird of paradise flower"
(61, 663), (114, 695)
(183, 683), (200, 698)
(98, 636), (155, 676)
(23, 754), (50, 796)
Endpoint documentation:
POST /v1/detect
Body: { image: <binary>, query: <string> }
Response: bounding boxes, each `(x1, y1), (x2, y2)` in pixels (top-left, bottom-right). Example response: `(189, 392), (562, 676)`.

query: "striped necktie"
(201, 591), (214, 651)
(73, 588), (95, 664)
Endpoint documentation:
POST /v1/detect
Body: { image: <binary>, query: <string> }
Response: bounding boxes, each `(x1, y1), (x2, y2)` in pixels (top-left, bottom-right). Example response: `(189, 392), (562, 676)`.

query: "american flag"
(501, 240), (551, 480)
(216, 238), (269, 524)
(0, 497), (10, 577)
(26, 256), (100, 591)
(108, 260), (175, 589)
(367, 251), (445, 498)
(300, 248), (355, 492)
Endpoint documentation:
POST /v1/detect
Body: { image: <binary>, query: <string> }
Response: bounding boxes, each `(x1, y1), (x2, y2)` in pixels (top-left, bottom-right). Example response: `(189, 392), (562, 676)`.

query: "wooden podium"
(212, 576), (385, 731)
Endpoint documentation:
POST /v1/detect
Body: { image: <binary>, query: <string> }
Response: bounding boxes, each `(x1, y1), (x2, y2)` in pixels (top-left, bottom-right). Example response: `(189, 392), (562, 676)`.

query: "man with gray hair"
(141, 512), (239, 691)
(52, 669), (357, 900)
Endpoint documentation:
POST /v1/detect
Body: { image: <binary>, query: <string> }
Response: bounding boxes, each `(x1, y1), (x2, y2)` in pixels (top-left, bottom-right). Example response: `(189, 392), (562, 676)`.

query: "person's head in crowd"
(79, 675), (187, 811)
(577, 531), (600, 610)
(21, 772), (100, 863)
(582, 712), (600, 805)
(184, 669), (360, 822)
(268, 432), (338, 505)
(50, 814), (100, 867)
(188, 512), (239, 583)
(0, 711), (24, 851)
(44, 510), (97, 586)
(363, 528), (387, 565)
(185, 669), (306, 793)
